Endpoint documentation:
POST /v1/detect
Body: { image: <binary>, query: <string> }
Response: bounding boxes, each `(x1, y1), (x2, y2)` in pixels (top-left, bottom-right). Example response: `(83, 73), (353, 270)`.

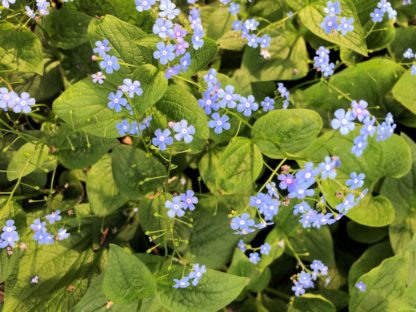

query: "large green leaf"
(392, 70), (416, 115)
(241, 24), (309, 81)
(156, 267), (249, 312)
(42, 8), (92, 49)
(251, 109), (323, 159)
(299, 0), (368, 56)
(86, 154), (127, 217)
(217, 137), (263, 194)
(111, 145), (167, 199)
(103, 245), (157, 304)
(380, 134), (416, 254)
(154, 85), (209, 152)
(7, 143), (49, 181)
(387, 26), (416, 61)
(0, 22), (43, 75)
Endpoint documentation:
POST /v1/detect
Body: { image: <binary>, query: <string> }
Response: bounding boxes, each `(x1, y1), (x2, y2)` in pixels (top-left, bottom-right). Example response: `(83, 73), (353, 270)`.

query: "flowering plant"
(0, 0), (415, 311)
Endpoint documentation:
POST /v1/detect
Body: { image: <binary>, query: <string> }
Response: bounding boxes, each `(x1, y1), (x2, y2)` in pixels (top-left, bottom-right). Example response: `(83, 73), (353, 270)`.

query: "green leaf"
(131, 64), (168, 118)
(86, 154), (127, 217)
(53, 79), (124, 138)
(217, 137), (263, 194)
(289, 294), (336, 312)
(183, 37), (219, 77)
(380, 134), (416, 254)
(241, 24), (309, 81)
(156, 267), (249, 312)
(251, 109), (323, 159)
(347, 195), (395, 228)
(206, 7), (235, 40)
(7, 143), (49, 181)
(299, 0), (368, 56)
(392, 70), (416, 115)
(53, 127), (116, 169)
(346, 221), (388, 244)
(198, 148), (222, 194)
(111, 145), (166, 199)
(103, 245), (157, 304)
(349, 254), (413, 312)
(293, 58), (416, 127)
(387, 26), (416, 61)
(0, 23), (43, 75)
(42, 8), (92, 49)
(154, 85), (209, 152)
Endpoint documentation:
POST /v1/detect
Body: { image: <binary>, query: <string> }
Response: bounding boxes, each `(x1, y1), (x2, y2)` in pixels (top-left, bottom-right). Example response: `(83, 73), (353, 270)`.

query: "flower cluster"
(237, 240), (272, 264)
(116, 116), (152, 136)
(30, 210), (70, 245)
(313, 47), (335, 77)
(152, 119), (195, 151)
(331, 100), (396, 156)
(164, 190), (198, 218)
(230, 213), (268, 235)
(0, 88), (36, 114)
(403, 48), (416, 75)
(277, 83), (290, 109)
(370, 0), (397, 23)
(0, 220), (19, 249)
(107, 78), (143, 116)
(173, 263), (206, 288)
(93, 39), (120, 74)
(291, 260), (328, 296)
(320, 1), (354, 36)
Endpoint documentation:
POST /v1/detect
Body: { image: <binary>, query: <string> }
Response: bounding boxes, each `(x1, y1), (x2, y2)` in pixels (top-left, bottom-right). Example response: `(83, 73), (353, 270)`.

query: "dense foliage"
(0, 0), (415, 311)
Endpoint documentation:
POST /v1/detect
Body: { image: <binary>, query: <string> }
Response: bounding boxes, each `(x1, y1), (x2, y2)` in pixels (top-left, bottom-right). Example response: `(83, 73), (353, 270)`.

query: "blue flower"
(0, 220), (19, 248)
(277, 174), (295, 190)
(121, 79), (143, 98)
(292, 281), (306, 297)
(411, 64), (416, 76)
(300, 210), (317, 228)
(298, 271), (314, 289)
(192, 28), (205, 49)
(266, 182), (278, 198)
(258, 34), (271, 48)
(57, 228), (70, 241)
(165, 65), (181, 79)
(314, 47), (335, 77)
(165, 196), (185, 218)
(403, 48), (414, 59)
(230, 213), (256, 234)
(296, 162), (320, 185)
(324, 1), (341, 16)
(244, 18), (259, 31)
(218, 85), (238, 109)
(288, 180), (315, 199)
(30, 219), (46, 232)
(355, 281), (366, 292)
(331, 108), (355, 135)
(179, 52), (191, 72)
(188, 263), (206, 286)
(93, 39), (111, 57)
(318, 156), (338, 180)
(208, 113), (231, 134)
(370, 8), (384, 22)
(312, 213), (336, 228)
(173, 277), (190, 288)
(1, 0), (16, 9)
(12, 92), (36, 114)
(180, 190), (198, 211)
(232, 20), (243, 31)
(159, 0), (180, 20)
(351, 100), (369, 122)
(153, 42), (176, 65)
(45, 210), (62, 224)
(346, 172), (365, 190)
(237, 95), (258, 117)
(249, 252), (261, 264)
(198, 92), (219, 115)
(293, 201), (311, 215)
(152, 128), (173, 151)
(352, 135), (368, 157)
(237, 239), (246, 252)
(337, 17), (354, 35)
(108, 91), (127, 113)
(173, 120), (195, 143)
(99, 55), (120, 74)
(228, 2), (240, 15)
(321, 15), (338, 34)
(246, 34), (259, 48)
(135, 0), (156, 11)
(336, 194), (356, 214)
(260, 243), (271, 255)
(174, 39), (190, 56)
(92, 72), (106, 84)
(261, 97), (275, 112)
(172, 24), (187, 40)
(33, 229), (54, 245)
(204, 68), (219, 87)
(250, 193), (271, 209)
(153, 18), (174, 39)
(116, 119), (137, 136)
(310, 260), (328, 277)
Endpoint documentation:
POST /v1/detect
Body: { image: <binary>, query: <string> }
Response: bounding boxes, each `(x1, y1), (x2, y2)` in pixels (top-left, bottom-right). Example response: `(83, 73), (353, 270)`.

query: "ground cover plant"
(0, 0), (415, 311)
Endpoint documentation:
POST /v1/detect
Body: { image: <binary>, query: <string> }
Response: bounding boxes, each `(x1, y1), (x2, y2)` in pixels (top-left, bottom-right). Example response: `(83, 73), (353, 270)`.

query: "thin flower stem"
(258, 158), (287, 193)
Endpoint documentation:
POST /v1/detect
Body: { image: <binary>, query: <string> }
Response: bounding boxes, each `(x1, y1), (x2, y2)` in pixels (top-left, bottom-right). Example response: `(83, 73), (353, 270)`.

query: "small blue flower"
(228, 2), (240, 15)
(153, 18), (174, 39)
(0, 220), (19, 248)
(411, 64), (416, 76)
(135, 0), (156, 11)
(12, 92), (36, 114)
(108, 91), (127, 113)
(33, 229), (54, 245)
(337, 17), (354, 36)
(324, 1), (341, 16)
(192, 27), (205, 49)
(165, 196), (185, 218)
(159, 0), (180, 20)
(116, 119), (136, 136)
(99, 55), (120, 74)
(292, 281), (306, 297)
(198, 92), (219, 115)
(351, 100), (369, 122)
(310, 260), (328, 277)
(57, 228), (70, 241)
(179, 52), (191, 72)
(188, 263), (206, 286)
(230, 213), (256, 234)
(92, 71), (106, 84)
(293, 201), (312, 215)
(346, 172), (365, 190)
(208, 113), (231, 134)
(370, 8), (383, 22)
(30, 219), (46, 232)
(152, 128), (173, 151)
(331, 108), (355, 135)
(288, 180), (315, 199)
(153, 42), (176, 65)
(165, 65), (181, 79)
(336, 194), (356, 214)
(355, 281), (366, 292)
(321, 15), (338, 34)
(218, 85), (238, 109)
(312, 212), (336, 228)
(266, 182), (278, 198)
(244, 18), (259, 31)
(180, 190), (198, 211)
(296, 162), (320, 185)
(298, 271), (314, 289)
(258, 35), (271, 49)
(173, 276), (190, 288)
(204, 68), (219, 87)
(174, 39), (190, 56)
(403, 48), (414, 59)
(249, 252), (261, 264)
(45, 210), (62, 224)
(360, 116), (376, 138)
(250, 193), (270, 209)
(1, 0), (16, 9)
(237, 239), (246, 252)
(246, 34), (259, 48)
(261, 97), (275, 112)
(237, 95), (258, 117)
(352, 135), (368, 157)
(173, 120), (195, 143)
(318, 156), (338, 180)
(277, 174), (295, 190)
(93, 39), (111, 57)
(260, 243), (271, 255)
(120, 79), (143, 98)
